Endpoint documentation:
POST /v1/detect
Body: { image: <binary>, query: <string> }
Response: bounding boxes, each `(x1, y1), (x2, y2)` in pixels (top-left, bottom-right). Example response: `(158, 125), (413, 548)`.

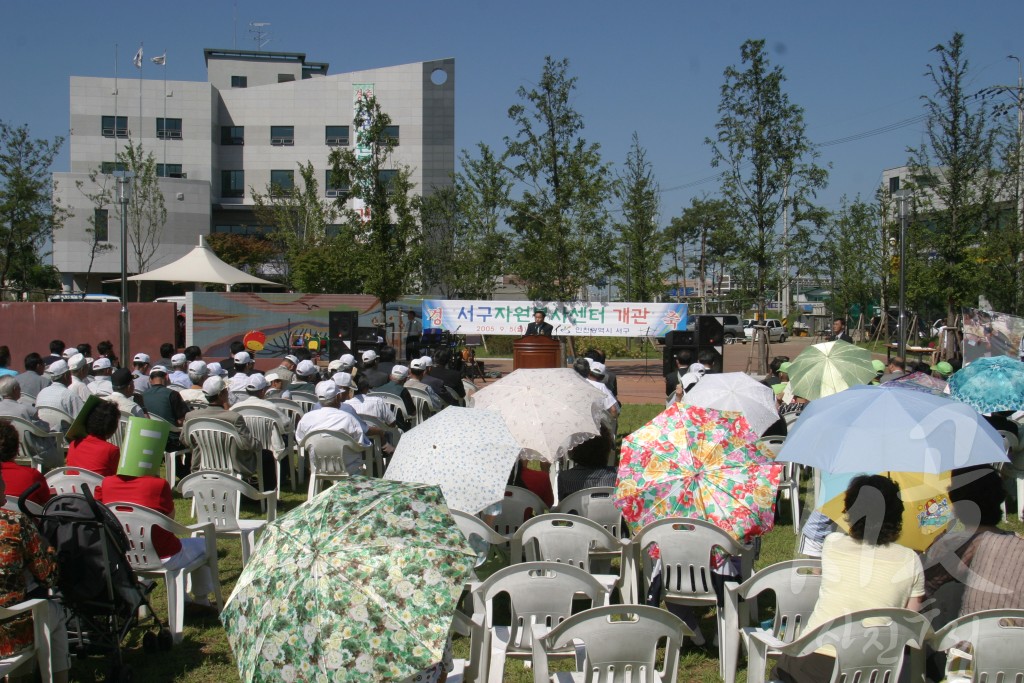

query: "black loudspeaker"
(352, 327), (383, 353)
(662, 317), (726, 376)
(328, 311), (359, 360)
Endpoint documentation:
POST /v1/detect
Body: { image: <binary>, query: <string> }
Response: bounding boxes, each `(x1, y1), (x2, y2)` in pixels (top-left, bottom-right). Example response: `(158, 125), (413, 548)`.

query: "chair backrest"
(265, 397), (304, 425)
(109, 412), (132, 450)
(5, 416), (55, 463)
(634, 517), (744, 602)
(756, 435), (785, 457)
(998, 429), (1019, 456)
(461, 379), (477, 398)
(931, 608), (1024, 681)
(233, 409), (281, 453)
(107, 501), (191, 571)
(184, 417), (245, 474)
(782, 608), (931, 682)
(733, 559), (822, 643)
(36, 405), (73, 432)
(492, 485), (549, 537)
(451, 509), (508, 572)
(475, 561), (610, 651)
(535, 604), (688, 683)
(178, 470), (265, 533)
(3, 495), (43, 515)
(289, 391), (319, 414)
(782, 411), (800, 428)
(406, 387), (434, 424)
(44, 466), (105, 496)
(300, 429), (367, 476)
(512, 513), (621, 571)
(367, 392), (410, 425)
(553, 486), (625, 539)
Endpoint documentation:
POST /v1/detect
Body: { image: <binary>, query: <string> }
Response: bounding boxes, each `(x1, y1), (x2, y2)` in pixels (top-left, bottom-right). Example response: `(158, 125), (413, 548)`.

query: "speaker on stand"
(328, 311), (359, 360)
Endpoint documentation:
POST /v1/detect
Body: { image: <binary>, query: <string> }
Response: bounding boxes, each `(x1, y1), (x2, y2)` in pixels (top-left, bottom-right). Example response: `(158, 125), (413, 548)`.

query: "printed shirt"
(0, 509), (58, 656)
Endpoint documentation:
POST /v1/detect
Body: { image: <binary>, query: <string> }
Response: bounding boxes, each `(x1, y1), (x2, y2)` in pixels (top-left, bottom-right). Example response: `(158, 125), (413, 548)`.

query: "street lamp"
(116, 174), (133, 365)
(892, 189), (911, 360)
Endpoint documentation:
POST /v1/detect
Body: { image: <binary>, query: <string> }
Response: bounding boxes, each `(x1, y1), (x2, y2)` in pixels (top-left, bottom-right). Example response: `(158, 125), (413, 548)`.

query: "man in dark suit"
(828, 317), (854, 344)
(664, 348), (693, 396)
(524, 310), (554, 337)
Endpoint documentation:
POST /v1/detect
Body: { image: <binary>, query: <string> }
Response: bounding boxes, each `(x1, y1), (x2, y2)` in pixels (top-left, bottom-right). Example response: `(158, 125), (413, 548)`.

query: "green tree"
(107, 142), (168, 300)
(907, 32), (1006, 323)
(818, 197), (879, 326)
(252, 162), (357, 293)
(504, 56), (611, 302)
(206, 232), (278, 274)
(707, 39), (828, 318)
(667, 196), (737, 311)
(329, 94), (421, 310)
(612, 133), (666, 302)
(0, 122), (68, 296)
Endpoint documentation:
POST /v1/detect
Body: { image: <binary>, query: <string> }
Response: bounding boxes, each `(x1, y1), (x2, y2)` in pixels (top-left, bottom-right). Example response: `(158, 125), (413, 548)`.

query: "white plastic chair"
(406, 386), (436, 425)
(147, 413), (191, 490)
(721, 559), (823, 683)
(451, 509), (510, 577)
(367, 391), (411, 428)
(511, 513), (628, 598)
(3, 495), (44, 515)
(745, 608), (931, 683)
(107, 501), (223, 644)
(299, 429), (371, 498)
(929, 608), (1024, 683)
(529, 604), (691, 683)
(0, 599), (53, 682)
(552, 486), (626, 540)
(288, 391), (318, 415)
(108, 411), (132, 451)
(470, 561), (612, 683)
(5, 416), (61, 470)
(758, 436), (801, 534)
(35, 405), (74, 436)
(462, 378), (477, 398)
(491, 485), (549, 538)
(232, 404), (290, 502)
(183, 417), (262, 490)
(997, 429), (1024, 522)
(264, 398), (306, 489)
(356, 415), (393, 477)
(178, 471), (277, 567)
(44, 466), (104, 496)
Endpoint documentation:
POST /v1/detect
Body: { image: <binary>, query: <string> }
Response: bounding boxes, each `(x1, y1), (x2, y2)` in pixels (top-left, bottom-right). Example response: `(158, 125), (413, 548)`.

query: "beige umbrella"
(109, 236), (279, 289)
(467, 368), (606, 463)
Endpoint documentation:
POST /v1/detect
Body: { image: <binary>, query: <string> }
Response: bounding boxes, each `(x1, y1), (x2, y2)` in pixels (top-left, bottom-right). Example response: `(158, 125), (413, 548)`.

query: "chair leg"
(167, 572), (186, 644)
(240, 531), (253, 568)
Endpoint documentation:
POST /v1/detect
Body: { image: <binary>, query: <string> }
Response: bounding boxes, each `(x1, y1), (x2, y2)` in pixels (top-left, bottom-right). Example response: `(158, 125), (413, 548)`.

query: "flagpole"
(137, 42), (143, 152)
(162, 50), (167, 172)
(114, 44), (119, 163)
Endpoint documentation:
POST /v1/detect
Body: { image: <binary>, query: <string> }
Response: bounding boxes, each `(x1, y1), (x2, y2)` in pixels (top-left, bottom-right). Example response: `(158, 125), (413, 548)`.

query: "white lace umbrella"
(384, 407), (522, 514)
(467, 368), (606, 463)
(682, 372), (779, 436)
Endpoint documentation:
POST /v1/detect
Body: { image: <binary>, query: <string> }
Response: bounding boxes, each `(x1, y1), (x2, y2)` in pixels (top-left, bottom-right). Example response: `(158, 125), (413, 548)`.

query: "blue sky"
(2, 1), (1022, 221)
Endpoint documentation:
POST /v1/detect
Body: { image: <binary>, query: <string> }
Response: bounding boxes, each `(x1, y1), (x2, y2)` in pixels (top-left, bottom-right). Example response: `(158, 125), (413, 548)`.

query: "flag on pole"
(151, 53), (166, 66)
(133, 46), (143, 69)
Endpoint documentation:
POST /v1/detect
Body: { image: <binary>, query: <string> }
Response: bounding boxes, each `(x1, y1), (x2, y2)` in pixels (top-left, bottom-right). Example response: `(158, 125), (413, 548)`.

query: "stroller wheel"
(142, 631), (158, 653)
(158, 628), (174, 651)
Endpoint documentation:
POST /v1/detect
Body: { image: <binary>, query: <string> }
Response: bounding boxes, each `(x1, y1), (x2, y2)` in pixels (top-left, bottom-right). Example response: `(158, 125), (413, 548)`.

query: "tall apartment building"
(52, 49), (455, 295)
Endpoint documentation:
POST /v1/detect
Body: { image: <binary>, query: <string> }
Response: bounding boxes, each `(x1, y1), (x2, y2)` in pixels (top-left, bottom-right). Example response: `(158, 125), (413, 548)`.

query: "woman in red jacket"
(0, 419), (52, 508)
(66, 401), (121, 476)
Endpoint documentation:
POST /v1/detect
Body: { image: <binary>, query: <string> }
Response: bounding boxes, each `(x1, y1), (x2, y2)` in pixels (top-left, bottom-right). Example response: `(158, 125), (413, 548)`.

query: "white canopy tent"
(117, 236), (279, 289)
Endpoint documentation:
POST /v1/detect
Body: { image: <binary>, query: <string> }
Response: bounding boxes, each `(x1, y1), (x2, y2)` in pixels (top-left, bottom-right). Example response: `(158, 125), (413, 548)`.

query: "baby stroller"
(18, 483), (171, 682)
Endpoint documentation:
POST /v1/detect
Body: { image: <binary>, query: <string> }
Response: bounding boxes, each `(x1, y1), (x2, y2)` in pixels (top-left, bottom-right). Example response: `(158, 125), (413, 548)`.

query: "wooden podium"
(513, 335), (563, 370)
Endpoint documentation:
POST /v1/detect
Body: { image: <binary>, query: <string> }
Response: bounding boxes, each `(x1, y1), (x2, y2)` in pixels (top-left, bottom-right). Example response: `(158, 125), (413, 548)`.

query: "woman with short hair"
(66, 401), (122, 477)
(0, 419), (51, 508)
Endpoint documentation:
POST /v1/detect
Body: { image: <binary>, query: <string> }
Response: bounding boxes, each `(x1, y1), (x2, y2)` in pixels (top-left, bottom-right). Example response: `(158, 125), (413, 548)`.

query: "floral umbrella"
(221, 477), (477, 683)
(948, 355), (1024, 413)
(613, 403), (783, 543)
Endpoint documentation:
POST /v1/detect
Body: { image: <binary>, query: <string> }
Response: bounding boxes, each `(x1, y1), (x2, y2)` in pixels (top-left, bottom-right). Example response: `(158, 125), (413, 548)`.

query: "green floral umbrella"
(221, 477), (477, 682)
(786, 340), (877, 401)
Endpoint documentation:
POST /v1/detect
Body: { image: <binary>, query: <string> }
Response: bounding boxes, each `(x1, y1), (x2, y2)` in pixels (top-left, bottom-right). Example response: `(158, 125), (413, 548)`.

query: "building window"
(213, 224), (272, 236)
(93, 209), (108, 242)
(270, 169), (295, 196)
(278, 74), (295, 83)
(325, 125), (349, 146)
(889, 176), (900, 194)
(325, 170), (349, 199)
(220, 126), (245, 146)
(157, 164), (184, 178)
(270, 126), (294, 146)
(100, 161), (127, 174)
(326, 225), (342, 238)
(378, 169), (398, 189)
(221, 170), (245, 198)
(156, 118), (183, 140)
(101, 115), (128, 138)
(383, 125), (400, 146)
(231, 75), (247, 88)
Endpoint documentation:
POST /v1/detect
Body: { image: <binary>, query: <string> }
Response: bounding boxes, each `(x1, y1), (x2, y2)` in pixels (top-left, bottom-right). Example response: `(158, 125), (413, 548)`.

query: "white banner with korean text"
(421, 300), (688, 337)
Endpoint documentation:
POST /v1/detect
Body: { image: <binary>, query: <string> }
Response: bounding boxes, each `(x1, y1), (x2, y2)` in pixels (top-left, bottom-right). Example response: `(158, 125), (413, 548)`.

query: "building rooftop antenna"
(249, 22), (272, 51)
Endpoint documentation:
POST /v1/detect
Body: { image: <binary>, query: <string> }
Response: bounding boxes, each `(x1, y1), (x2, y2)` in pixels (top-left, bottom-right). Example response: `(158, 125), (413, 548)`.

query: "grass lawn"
(62, 403), (1024, 682)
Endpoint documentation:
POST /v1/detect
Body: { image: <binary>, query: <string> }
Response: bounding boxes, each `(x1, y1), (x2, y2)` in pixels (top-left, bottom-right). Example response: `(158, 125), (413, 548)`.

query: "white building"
(53, 48), (455, 295)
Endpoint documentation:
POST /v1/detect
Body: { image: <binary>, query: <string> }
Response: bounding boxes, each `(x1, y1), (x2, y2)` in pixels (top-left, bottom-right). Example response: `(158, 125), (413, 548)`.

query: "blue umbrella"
(948, 356), (1024, 413)
(776, 384), (1007, 474)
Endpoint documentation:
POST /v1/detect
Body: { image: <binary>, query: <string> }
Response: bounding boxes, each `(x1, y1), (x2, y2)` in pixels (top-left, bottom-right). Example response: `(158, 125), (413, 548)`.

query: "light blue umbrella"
(948, 356), (1024, 413)
(777, 384), (1007, 474)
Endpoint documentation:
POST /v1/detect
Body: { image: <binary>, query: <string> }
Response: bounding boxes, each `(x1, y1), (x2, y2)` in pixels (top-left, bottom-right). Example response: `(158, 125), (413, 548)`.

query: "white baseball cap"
(202, 376), (226, 396)
(339, 353), (356, 369)
(410, 358), (426, 371)
(589, 361), (606, 377)
(296, 360), (318, 377)
(362, 350), (378, 363)
(315, 380), (340, 402)
(327, 359), (344, 372)
(188, 360), (208, 375)
(229, 373), (249, 392)
(419, 356), (433, 368)
(47, 359), (70, 376)
(283, 354), (299, 365)
(62, 348), (77, 359)
(689, 362), (707, 375)
(171, 353), (187, 366)
(391, 365), (410, 381)
(246, 373), (269, 391)
(133, 353), (151, 364)
(92, 357), (112, 371)
(148, 365), (169, 376)
(67, 354), (88, 372)
(333, 372), (354, 390)
(265, 372), (282, 383)
(207, 362), (228, 377)
(233, 351), (252, 365)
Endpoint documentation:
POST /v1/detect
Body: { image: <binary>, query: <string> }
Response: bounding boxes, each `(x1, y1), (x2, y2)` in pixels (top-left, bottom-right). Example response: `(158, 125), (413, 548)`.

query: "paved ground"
(469, 336), (838, 405)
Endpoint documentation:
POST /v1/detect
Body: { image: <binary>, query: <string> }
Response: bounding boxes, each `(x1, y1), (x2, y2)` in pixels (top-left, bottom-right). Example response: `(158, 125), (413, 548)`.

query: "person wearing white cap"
(227, 372), (250, 407)
(67, 354), (94, 404)
(668, 371), (703, 408)
(407, 358), (445, 412)
(688, 362), (707, 376)
(183, 376), (265, 484)
(585, 361), (619, 417)
(360, 349), (389, 389)
(231, 374), (290, 456)
(338, 353), (356, 373)
(344, 374), (395, 427)
(295, 381), (372, 475)
(272, 354), (298, 385)
(180, 361), (210, 406)
(290, 360), (320, 392)
(130, 352), (153, 394)
(417, 356), (455, 406)
(168, 353), (191, 389)
(87, 357), (114, 396)
(206, 362), (228, 378)
(35, 359), (85, 431)
(142, 366), (189, 447)
(373, 365), (414, 430)
(106, 368), (147, 418)
(264, 372), (291, 400)
(0, 376), (61, 468)
(232, 351), (255, 378)
(326, 358), (345, 377)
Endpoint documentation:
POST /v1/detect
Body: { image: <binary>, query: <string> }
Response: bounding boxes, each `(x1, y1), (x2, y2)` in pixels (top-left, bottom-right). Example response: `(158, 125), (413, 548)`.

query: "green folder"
(116, 417), (170, 477)
(65, 394), (104, 442)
